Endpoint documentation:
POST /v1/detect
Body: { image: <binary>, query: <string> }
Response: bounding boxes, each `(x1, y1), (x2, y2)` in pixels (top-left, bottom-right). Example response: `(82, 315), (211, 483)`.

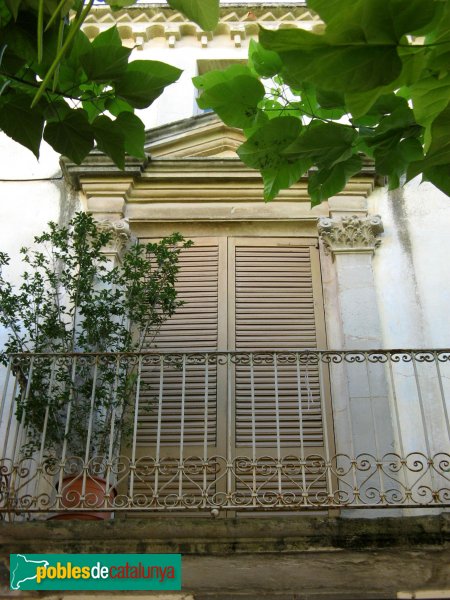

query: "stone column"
(318, 215), (399, 511)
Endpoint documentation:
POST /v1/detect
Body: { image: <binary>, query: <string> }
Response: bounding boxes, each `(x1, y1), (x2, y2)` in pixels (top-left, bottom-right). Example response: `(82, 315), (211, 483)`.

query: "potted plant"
(0, 212), (191, 519)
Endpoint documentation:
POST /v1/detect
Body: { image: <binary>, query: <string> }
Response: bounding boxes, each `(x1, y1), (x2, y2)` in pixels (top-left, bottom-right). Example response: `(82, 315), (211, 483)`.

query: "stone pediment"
(144, 113), (245, 159)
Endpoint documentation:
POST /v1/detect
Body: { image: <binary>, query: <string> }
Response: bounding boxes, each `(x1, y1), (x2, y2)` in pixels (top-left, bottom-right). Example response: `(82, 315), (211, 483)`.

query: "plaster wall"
(367, 180), (450, 466)
(0, 137), (79, 445)
(369, 180), (450, 348)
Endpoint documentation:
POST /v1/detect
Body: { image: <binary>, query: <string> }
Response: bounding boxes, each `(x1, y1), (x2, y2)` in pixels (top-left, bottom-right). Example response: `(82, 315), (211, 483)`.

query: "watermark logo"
(10, 554), (181, 591)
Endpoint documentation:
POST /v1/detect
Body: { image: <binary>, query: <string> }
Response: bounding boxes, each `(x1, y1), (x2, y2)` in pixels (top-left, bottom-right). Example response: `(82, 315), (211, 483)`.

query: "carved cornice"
(96, 219), (131, 256)
(318, 215), (384, 256)
(83, 3), (321, 47)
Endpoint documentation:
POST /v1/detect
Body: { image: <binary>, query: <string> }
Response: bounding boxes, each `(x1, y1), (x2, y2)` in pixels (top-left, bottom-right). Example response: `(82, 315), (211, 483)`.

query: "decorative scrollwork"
(2, 349), (450, 517)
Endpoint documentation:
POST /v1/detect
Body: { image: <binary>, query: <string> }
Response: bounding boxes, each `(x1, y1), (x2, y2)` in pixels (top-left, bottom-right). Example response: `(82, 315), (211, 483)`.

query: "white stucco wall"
(369, 180), (450, 349)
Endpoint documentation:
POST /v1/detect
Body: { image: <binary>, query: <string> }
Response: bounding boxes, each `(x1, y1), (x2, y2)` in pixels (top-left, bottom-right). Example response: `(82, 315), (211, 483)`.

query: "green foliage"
(0, 0), (219, 166)
(194, 64), (265, 129)
(0, 213), (192, 460)
(166, 0), (219, 32)
(196, 0), (450, 203)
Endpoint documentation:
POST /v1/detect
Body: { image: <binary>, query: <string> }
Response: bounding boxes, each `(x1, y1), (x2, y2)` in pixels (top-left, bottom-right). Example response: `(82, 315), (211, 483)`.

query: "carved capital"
(96, 219), (131, 257)
(318, 215), (384, 256)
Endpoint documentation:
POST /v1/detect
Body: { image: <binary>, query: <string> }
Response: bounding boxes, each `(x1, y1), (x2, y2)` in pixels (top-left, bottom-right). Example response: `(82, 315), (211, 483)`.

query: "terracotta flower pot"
(49, 475), (116, 521)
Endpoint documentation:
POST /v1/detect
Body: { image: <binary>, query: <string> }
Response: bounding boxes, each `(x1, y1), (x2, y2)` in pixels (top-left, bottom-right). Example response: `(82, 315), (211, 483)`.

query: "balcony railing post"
(227, 352), (233, 508)
(178, 354), (187, 502)
(295, 352), (307, 506)
(0, 356), (14, 459)
(250, 352), (257, 507)
(105, 355), (121, 498)
(129, 355), (143, 503)
(434, 351), (450, 442)
(202, 353), (209, 509)
(154, 354), (164, 506)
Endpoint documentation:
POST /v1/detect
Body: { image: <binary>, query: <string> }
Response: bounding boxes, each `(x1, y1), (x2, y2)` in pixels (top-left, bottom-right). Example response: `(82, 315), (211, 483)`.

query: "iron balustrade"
(0, 350), (449, 518)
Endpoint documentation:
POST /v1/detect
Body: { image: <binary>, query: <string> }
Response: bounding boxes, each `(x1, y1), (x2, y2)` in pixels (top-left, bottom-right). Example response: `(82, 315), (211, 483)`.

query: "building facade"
(0, 3), (450, 599)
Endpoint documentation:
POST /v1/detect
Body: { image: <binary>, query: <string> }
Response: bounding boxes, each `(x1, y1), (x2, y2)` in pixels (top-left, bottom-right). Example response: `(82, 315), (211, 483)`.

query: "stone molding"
(318, 215), (384, 256)
(83, 5), (321, 48)
(96, 218), (131, 257)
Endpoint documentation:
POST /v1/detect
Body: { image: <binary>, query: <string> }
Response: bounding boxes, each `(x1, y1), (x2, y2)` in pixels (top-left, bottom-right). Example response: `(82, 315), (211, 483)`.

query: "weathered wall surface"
(1, 515), (449, 599)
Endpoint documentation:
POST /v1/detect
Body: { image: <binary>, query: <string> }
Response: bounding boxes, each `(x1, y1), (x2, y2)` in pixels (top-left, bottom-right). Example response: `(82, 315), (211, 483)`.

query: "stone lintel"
(318, 215), (384, 256)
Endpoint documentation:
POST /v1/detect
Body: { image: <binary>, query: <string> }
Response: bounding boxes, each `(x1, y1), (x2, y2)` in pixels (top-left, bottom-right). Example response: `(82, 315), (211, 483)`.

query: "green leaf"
(166, 0), (219, 31)
(0, 90), (44, 158)
(193, 64), (253, 90)
(80, 26), (131, 82)
(105, 0), (136, 9)
(397, 45), (428, 87)
(0, 3), (12, 27)
(259, 27), (328, 53)
(425, 3), (450, 70)
(43, 98), (72, 123)
(115, 60), (182, 109)
(237, 117), (302, 170)
(5, 0), (22, 20)
(82, 99), (105, 124)
(248, 39), (282, 78)
(262, 160), (310, 201)
(115, 111), (145, 160)
(300, 85), (346, 119)
(417, 105), (450, 170)
(56, 29), (90, 94)
(309, 0), (439, 43)
(2, 20), (37, 64)
(316, 89), (345, 110)
(196, 73), (265, 129)
(284, 121), (357, 168)
(308, 155), (362, 206)
(375, 137), (423, 189)
(43, 108), (94, 164)
(366, 105), (416, 144)
(306, 0), (354, 24)
(409, 74), (450, 150)
(423, 165), (450, 196)
(368, 94), (409, 116)
(92, 115), (125, 169)
(345, 88), (387, 119)
(351, 93), (407, 126)
(279, 45), (402, 93)
(105, 96), (134, 117)
(242, 107), (269, 137)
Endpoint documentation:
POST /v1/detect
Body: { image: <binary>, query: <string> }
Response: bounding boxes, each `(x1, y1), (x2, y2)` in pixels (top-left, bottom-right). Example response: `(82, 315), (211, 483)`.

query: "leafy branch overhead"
(0, 0), (219, 167)
(195, 0), (450, 204)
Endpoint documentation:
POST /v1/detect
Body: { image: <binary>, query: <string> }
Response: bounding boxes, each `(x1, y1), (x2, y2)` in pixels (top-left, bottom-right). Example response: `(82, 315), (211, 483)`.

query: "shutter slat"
(138, 243), (219, 446)
(234, 244), (323, 448)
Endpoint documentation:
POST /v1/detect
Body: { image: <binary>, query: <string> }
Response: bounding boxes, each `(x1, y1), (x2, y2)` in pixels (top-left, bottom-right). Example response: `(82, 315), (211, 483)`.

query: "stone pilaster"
(318, 214), (396, 503)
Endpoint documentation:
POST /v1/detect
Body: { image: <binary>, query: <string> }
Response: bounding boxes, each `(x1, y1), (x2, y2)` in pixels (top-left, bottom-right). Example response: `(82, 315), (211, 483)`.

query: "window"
(133, 236), (333, 508)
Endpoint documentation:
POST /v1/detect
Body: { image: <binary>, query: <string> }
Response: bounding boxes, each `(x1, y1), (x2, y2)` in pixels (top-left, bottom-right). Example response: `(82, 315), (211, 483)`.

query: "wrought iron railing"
(0, 350), (449, 518)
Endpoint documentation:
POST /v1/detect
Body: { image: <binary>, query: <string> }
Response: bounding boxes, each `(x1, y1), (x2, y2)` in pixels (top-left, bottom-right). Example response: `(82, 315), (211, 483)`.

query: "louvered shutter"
(229, 239), (330, 503)
(137, 239), (223, 448)
(132, 236), (332, 508)
(229, 240), (325, 448)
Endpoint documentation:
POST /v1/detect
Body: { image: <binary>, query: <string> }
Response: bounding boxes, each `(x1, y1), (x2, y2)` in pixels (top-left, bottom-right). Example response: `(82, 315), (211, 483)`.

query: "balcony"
(1, 350), (449, 519)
